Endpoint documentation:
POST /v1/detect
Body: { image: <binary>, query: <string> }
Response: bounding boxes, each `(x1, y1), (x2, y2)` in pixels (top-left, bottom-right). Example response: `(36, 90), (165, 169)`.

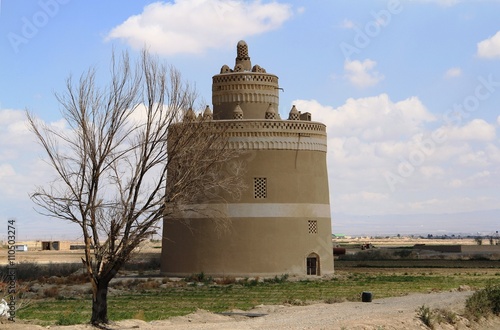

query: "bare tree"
(27, 50), (244, 325)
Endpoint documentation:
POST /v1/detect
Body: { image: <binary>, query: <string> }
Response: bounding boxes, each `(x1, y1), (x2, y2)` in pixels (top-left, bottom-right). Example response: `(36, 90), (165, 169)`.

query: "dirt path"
(3, 290), (500, 330)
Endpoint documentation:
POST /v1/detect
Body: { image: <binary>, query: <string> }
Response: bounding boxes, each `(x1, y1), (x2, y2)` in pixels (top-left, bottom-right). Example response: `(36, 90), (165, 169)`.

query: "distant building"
(17, 240), (80, 251)
(14, 244), (28, 252)
(41, 241), (71, 251)
(161, 41), (334, 277)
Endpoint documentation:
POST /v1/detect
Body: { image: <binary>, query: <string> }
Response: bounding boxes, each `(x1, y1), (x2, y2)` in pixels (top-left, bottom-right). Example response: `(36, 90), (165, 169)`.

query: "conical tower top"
(212, 40), (279, 119)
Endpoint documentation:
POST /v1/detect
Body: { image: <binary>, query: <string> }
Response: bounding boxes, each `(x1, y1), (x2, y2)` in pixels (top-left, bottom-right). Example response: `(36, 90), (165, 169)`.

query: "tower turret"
(212, 40), (279, 119)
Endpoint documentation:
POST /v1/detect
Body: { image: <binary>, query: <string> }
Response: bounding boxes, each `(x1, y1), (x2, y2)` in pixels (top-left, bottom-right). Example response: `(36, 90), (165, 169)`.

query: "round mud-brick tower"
(161, 40), (334, 277)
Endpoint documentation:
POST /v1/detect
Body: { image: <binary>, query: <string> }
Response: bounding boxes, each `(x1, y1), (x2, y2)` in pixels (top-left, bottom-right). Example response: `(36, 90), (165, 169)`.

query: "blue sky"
(1, 0), (500, 239)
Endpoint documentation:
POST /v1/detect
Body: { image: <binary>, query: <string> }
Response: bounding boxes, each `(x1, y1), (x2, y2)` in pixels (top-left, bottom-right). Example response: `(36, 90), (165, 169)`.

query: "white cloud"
(344, 59), (384, 88)
(458, 150), (489, 166)
(292, 96), (500, 216)
(449, 179), (463, 188)
(444, 67), (462, 78)
(444, 119), (496, 142)
(0, 163), (16, 180)
(295, 94), (434, 142)
(0, 109), (56, 192)
(407, 196), (499, 215)
(105, 0), (293, 55)
(484, 143), (500, 163)
(419, 166), (445, 179)
(477, 31), (500, 59)
(0, 109), (34, 155)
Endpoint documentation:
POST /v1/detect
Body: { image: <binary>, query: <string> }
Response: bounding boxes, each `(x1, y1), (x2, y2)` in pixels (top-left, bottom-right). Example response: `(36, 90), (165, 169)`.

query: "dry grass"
(137, 279), (161, 290)
(133, 309), (146, 321)
(324, 297), (346, 304)
(215, 276), (236, 285)
(43, 286), (60, 298)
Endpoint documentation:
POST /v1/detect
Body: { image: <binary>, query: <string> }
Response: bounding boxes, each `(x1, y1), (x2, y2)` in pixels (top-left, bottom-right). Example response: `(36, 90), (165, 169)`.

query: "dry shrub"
(215, 276), (236, 285)
(325, 297), (345, 304)
(237, 277), (259, 287)
(125, 279), (142, 289)
(137, 279), (160, 290)
(45, 277), (66, 285)
(416, 305), (434, 329)
(465, 284), (500, 321)
(416, 305), (458, 329)
(283, 298), (306, 306)
(44, 275), (85, 285)
(66, 273), (88, 284)
(434, 308), (457, 325)
(185, 272), (211, 283)
(43, 286), (59, 298)
(112, 279), (124, 288)
(263, 274), (289, 283)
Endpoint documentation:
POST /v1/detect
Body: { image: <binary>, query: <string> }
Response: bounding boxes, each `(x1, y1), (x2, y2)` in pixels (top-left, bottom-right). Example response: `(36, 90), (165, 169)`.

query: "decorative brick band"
(227, 137), (327, 152)
(213, 83), (277, 92)
(212, 73), (278, 84)
(172, 120), (328, 152)
(212, 120), (327, 151)
(212, 120), (326, 132)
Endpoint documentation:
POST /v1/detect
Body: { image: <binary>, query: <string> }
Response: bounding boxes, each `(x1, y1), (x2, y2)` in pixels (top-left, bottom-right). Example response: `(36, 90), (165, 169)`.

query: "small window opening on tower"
(254, 177), (267, 199)
(308, 220), (318, 234)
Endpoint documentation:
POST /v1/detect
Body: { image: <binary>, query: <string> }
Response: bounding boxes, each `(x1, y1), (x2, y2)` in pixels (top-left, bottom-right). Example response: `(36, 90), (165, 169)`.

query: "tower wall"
(212, 73), (279, 120)
(161, 120), (333, 276)
(162, 216), (332, 276)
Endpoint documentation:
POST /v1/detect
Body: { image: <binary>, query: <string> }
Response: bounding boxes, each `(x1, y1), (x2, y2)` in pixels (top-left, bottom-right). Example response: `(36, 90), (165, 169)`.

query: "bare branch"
(27, 49), (244, 325)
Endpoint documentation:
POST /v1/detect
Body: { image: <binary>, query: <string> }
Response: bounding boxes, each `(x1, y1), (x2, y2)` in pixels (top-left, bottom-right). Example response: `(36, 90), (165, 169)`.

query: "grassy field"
(7, 239), (499, 326)
(335, 259), (500, 269)
(18, 265), (500, 325)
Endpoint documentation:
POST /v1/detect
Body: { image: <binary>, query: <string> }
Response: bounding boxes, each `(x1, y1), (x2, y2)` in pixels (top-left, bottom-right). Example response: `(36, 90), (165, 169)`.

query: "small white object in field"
(0, 299), (9, 317)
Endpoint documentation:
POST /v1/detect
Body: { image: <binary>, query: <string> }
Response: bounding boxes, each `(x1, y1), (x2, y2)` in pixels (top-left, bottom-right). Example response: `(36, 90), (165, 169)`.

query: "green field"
(335, 259), (500, 269)
(18, 265), (500, 325)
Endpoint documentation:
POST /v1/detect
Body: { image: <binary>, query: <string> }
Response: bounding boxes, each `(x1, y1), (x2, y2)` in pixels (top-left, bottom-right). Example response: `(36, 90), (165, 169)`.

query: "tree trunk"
(91, 280), (109, 325)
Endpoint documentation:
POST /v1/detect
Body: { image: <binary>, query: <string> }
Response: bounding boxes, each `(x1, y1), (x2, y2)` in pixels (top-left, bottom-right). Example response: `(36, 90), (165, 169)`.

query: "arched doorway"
(306, 253), (320, 276)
